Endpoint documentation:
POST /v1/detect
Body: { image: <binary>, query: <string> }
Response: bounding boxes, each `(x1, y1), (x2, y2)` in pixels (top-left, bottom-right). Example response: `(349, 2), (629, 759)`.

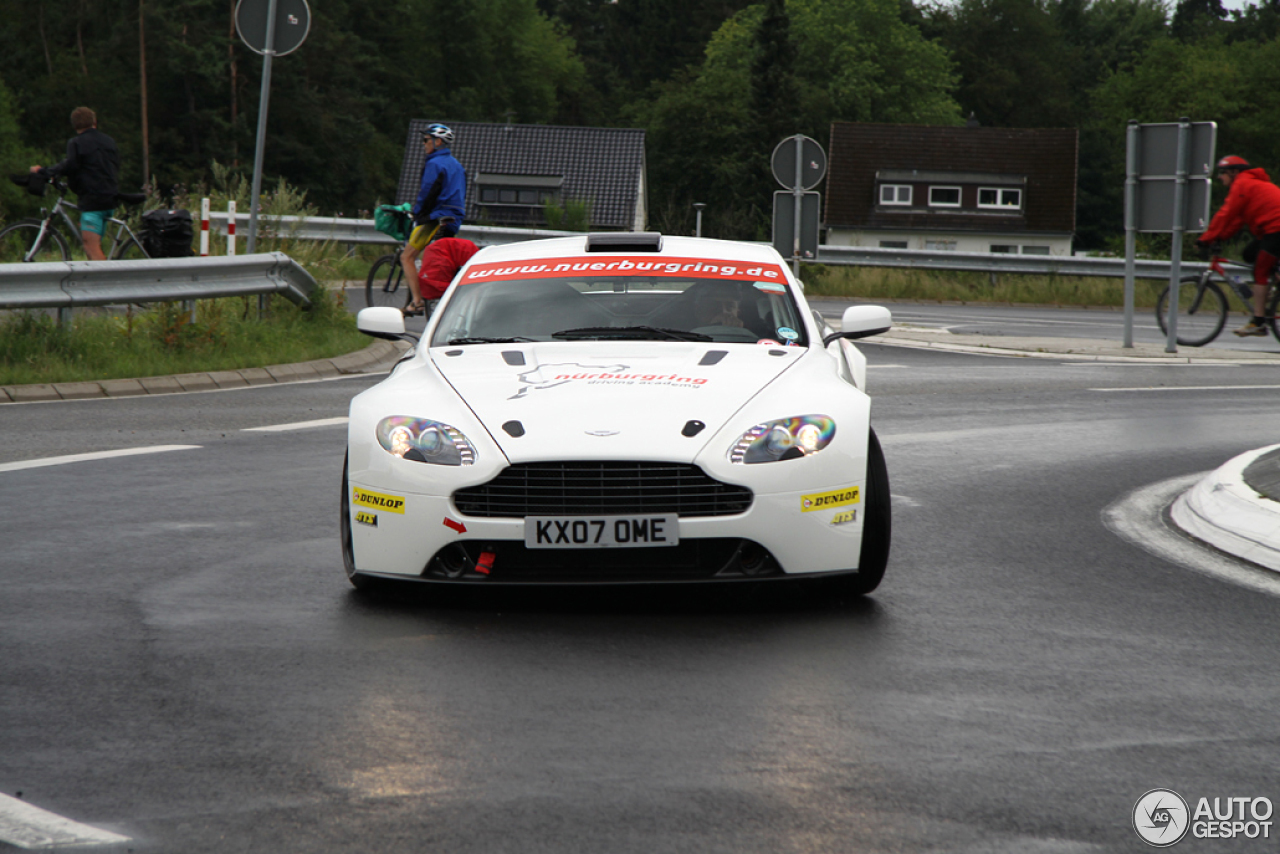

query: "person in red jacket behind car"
(1196, 155), (1280, 336)
(407, 236), (479, 316)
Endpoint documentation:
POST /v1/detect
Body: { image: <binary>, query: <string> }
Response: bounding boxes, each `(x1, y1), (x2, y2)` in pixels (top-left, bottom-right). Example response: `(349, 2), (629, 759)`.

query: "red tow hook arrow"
(443, 518), (466, 534)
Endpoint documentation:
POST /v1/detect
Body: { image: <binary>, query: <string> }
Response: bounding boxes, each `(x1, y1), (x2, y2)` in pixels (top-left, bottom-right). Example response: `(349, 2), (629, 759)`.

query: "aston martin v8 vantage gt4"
(342, 232), (891, 593)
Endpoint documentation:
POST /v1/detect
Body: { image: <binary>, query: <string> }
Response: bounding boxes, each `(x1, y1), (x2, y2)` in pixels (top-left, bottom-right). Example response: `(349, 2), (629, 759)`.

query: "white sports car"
(342, 232), (891, 594)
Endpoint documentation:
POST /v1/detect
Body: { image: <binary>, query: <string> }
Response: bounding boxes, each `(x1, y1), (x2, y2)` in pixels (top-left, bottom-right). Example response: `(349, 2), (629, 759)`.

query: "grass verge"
(0, 288), (368, 387)
(800, 264), (1168, 308)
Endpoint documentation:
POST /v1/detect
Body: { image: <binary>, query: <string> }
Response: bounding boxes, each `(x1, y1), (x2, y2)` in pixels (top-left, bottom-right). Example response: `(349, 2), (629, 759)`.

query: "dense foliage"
(0, 0), (1277, 248)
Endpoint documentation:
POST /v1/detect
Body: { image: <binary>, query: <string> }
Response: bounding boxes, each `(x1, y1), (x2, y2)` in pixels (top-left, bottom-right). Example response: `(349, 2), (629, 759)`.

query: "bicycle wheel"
(365, 254), (407, 309)
(111, 237), (149, 261)
(0, 219), (70, 262)
(1155, 276), (1227, 347)
(1268, 286), (1280, 343)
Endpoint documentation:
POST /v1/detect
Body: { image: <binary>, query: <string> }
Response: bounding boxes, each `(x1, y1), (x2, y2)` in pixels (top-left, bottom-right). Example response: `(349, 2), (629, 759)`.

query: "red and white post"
(200, 198), (210, 256)
(227, 200), (237, 256)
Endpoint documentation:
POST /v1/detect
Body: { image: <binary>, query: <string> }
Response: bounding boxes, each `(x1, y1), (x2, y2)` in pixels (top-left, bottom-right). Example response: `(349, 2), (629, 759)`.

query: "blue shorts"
(80, 209), (114, 237)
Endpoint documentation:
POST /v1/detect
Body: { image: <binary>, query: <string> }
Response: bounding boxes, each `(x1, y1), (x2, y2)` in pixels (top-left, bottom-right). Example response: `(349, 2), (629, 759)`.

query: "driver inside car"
(692, 283), (746, 328)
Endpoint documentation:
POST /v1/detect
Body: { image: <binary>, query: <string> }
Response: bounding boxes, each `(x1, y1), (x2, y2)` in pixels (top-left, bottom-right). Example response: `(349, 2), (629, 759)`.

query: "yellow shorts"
(407, 223), (439, 250)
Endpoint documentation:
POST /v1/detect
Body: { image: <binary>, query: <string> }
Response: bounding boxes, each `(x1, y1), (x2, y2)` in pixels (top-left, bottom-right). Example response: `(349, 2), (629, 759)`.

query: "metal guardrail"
(210, 212), (1209, 281)
(814, 244), (1210, 280)
(0, 252), (317, 311)
(208, 212), (578, 248)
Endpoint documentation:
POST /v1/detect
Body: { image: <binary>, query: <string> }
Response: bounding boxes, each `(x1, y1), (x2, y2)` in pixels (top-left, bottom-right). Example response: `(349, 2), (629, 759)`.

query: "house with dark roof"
(396, 120), (647, 232)
(824, 122), (1078, 256)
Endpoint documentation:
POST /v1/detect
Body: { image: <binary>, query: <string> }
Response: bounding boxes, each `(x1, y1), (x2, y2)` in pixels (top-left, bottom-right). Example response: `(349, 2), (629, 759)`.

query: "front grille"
(453, 461), (753, 518)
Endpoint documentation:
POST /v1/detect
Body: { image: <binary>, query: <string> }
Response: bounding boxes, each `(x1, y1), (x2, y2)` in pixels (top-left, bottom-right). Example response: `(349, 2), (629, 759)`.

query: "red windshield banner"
(459, 256), (788, 285)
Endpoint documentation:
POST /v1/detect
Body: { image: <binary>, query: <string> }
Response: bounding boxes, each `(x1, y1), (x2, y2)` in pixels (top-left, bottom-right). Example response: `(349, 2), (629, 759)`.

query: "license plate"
(524, 515), (679, 549)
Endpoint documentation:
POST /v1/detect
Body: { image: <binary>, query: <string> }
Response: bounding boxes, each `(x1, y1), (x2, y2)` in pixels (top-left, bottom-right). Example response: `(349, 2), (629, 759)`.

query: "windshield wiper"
(550, 326), (713, 342)
(446, 336), (537, 345)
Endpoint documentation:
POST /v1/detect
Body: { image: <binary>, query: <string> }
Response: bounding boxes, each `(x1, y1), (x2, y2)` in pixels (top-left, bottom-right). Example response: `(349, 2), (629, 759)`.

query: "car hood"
(429, 342), (803, 463)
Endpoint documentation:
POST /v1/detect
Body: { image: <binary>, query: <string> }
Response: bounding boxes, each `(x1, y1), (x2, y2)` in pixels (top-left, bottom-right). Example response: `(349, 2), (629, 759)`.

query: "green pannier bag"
(374, 203), (412, 242)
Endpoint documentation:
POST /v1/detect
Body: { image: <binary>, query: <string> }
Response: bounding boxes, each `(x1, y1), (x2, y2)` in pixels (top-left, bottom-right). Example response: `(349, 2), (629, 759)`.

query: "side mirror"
(823, 305), (891, 345)
(357, 307), (409, 341)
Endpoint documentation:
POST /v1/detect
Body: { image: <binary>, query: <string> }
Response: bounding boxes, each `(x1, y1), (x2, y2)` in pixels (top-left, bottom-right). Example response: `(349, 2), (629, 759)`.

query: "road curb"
(0, 340), (411, 404)
(866, 328), (1280, 365)
(1170, 444), (1280, 573)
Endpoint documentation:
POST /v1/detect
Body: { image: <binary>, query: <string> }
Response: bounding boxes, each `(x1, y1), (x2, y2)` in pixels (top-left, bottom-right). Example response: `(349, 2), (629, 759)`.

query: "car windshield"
(430, 256), (809, 347)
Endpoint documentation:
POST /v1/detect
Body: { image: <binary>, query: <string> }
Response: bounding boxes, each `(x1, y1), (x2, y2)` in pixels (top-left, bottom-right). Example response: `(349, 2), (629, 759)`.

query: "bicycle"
(365, 240), (411, 310)
(0, 177), (150, 263)
(1155, 253), (1280, 346)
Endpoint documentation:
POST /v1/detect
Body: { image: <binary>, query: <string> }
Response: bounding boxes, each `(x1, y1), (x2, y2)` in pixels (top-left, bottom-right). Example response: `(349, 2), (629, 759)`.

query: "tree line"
(1, 0), (1277, 250)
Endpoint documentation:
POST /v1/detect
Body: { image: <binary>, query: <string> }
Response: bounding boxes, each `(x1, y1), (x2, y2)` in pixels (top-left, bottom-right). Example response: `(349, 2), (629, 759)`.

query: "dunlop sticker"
(830, 510), (857, 526)
(801, 486), (859, 513)
(355, 511), (378, 527)
(352, 487), (405, 515)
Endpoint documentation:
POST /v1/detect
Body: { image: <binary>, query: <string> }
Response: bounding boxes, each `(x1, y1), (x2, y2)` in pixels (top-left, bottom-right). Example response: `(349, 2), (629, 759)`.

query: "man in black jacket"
(30, 107), (120, 260)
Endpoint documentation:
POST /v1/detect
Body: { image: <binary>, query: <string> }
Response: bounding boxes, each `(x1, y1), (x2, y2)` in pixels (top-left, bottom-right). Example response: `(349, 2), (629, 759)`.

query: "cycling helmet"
(1217, 155), (1250, 171)
(423, 123), (454, 144)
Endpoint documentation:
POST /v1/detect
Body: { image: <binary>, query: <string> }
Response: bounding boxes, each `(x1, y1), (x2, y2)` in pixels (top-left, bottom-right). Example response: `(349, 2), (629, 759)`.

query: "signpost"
(236, 0), (311, 255)
(770, 135), (826, 276)
(1122, 119), (1216, 351)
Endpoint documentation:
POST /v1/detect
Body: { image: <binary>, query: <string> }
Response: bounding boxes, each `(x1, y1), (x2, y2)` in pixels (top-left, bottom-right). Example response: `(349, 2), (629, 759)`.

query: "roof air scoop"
(585, 232), (663, 253)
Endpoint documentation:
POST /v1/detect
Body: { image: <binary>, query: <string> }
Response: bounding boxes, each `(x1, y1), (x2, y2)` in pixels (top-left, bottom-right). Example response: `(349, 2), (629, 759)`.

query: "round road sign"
(771, 135), (827, 191)
(236, 0), (311, 56)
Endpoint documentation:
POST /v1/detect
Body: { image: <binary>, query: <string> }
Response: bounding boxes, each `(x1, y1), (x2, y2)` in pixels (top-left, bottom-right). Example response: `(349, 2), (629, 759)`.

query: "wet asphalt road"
(3, 342), (1280, 852)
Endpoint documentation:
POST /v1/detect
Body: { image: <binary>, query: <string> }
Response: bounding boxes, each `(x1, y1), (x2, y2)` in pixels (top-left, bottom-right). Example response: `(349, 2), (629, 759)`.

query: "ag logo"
(1133, 789), (1190, 847)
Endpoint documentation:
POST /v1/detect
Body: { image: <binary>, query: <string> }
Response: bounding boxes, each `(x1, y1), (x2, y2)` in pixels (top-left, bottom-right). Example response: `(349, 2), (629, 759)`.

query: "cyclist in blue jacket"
(400, 123), (466, 313)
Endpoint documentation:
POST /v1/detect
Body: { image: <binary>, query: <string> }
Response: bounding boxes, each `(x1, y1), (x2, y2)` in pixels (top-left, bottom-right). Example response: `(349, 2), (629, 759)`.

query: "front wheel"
(341, 454), (382, 591)
(0, 219), (70, 262)
(813, 427), (891, 598)
(1155, 276), (1227, 347)
(365, 254), (407, 309)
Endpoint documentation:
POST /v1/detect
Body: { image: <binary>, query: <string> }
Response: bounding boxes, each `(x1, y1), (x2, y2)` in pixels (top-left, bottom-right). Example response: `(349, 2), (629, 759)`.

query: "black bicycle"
(0, 177), (150, 262)
(365, 241), (410, 310)
(1155, 254), (1280, 346)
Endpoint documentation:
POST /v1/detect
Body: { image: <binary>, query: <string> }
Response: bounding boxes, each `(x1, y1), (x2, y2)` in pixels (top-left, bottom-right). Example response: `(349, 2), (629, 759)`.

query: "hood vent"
(585, 232), (663, 253)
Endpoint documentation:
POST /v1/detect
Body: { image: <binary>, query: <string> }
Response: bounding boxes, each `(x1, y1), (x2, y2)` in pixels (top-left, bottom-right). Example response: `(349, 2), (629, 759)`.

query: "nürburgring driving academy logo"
(1133, 789), (1190, 847)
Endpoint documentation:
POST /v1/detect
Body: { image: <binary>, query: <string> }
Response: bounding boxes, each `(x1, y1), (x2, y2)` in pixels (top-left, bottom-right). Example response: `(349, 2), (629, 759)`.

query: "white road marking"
(867, 364), (908, 369)
(0, 793), (130, 849)
(1102, 473), (1280, 597)
(243, 416), (349, 432)
(1092, 384), (1280, 392)
(0, 445), (201, 474)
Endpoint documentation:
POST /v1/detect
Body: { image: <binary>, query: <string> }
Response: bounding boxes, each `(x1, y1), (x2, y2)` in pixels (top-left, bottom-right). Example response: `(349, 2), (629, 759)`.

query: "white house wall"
(826, 228), (1073, 256)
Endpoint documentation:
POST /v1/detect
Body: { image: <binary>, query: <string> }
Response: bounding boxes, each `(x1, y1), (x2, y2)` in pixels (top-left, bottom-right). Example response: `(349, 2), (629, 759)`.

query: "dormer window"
(927, 186), (961, 207)
(475, 173), (564, 208)
(978, 187), (1022, 210)
(879, 184), (912, 205)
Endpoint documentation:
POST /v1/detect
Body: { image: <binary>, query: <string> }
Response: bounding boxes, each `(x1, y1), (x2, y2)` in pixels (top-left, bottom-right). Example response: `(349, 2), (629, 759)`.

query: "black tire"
(0, 219), (70, 263)
(365, 254), (407, 309)
(1268, 287), (1280, 343)
(815, 427), (892, 597)
(1155, 276), (1227, 347)
(110, 236), (150, 261)
(340, 454), (381, 591)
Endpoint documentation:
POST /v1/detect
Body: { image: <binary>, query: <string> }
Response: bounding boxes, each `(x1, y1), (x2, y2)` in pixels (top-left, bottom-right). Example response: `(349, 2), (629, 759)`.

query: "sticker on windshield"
(777, 326), (799, 341)
(753, 281), (786, 294)
(461, 256), (787, 285)
(756, 338), (781, 346)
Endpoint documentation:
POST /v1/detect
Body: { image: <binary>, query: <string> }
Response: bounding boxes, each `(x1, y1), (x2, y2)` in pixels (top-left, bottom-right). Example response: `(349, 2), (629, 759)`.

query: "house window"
(978, 188), (1022, 210)
(1021, 245), (1051, 255)
(879, 240), (908, 249)
(879, 185), (912, 205)
(928, 186), (961, 207)
(925, 239), (956, 251)
(475, 173), (564, 210)
(990, 244), (1017, 254)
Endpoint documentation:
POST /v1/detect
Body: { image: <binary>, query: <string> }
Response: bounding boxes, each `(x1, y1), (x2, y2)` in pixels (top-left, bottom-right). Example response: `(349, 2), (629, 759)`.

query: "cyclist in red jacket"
(1196, 155), (1280, 336)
